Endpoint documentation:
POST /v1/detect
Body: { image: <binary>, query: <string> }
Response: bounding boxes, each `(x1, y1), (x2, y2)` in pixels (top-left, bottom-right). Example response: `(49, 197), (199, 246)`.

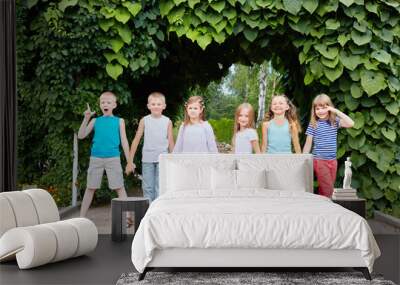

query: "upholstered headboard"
(159, 154), (314, 195)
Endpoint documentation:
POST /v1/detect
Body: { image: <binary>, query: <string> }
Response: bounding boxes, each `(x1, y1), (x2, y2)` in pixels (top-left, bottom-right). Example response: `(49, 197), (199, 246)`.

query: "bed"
(131, 154), (380, 280)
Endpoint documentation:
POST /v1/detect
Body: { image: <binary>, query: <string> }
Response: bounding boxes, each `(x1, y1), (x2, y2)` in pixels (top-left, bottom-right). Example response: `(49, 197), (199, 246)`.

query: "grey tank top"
(142, 115), (170, 162)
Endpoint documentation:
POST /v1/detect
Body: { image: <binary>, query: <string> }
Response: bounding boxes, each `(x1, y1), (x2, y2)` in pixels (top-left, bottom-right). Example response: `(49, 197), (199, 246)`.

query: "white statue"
(343, 157), (352, 189)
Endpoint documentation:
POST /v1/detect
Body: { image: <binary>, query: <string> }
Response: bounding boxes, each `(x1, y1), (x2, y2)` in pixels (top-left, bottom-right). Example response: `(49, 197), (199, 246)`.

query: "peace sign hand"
(84, 103), (96, 120)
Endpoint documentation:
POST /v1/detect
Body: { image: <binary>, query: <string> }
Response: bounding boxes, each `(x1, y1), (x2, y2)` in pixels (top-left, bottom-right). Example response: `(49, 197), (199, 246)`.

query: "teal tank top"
(267, 119), (292, 153)
(91, 116), (120, 158)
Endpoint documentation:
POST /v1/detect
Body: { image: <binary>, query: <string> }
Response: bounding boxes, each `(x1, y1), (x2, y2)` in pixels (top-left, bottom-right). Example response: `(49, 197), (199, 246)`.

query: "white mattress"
(131, 190), (380, 273)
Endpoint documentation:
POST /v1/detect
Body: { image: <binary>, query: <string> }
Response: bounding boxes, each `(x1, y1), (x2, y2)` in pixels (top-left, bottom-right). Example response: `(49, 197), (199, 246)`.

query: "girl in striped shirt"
(303, 94), (354, 197)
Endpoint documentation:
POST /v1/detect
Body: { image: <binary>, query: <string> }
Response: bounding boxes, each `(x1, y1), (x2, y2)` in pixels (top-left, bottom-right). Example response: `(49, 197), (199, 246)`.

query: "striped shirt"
(305, 118), (340, 160)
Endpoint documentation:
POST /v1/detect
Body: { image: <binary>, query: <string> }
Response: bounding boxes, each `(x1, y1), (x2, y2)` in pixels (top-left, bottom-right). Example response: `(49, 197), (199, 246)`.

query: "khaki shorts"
(86, 157), (124, 190)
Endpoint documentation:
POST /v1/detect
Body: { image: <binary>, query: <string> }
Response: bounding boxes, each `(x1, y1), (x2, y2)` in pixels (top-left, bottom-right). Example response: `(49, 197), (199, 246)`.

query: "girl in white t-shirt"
(232, 103), (260, 154)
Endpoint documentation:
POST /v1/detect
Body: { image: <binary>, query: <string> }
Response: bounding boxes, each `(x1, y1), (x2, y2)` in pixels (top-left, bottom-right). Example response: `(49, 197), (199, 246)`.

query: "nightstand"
(332, 197), (366, 218)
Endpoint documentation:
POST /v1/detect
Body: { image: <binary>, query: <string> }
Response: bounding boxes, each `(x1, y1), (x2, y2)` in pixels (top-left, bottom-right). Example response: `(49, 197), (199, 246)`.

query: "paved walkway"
(62, 188), (141, 235)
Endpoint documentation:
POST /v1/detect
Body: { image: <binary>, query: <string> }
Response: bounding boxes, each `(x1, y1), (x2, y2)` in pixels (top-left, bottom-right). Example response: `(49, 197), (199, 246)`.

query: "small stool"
(111, 197), (149, 242)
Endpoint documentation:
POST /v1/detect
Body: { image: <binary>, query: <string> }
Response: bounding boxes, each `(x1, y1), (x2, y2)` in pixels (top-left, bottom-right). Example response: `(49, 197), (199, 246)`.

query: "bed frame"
(138, 154), (372, 280)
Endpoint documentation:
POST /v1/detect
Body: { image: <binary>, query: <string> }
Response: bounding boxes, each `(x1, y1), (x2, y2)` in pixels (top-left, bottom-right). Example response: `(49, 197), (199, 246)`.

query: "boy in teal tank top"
(78, 92), (132, 225)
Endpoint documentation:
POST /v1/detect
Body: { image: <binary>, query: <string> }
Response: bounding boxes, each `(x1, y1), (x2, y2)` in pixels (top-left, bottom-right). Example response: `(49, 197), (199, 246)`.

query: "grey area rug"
(116, 272), (395, 285)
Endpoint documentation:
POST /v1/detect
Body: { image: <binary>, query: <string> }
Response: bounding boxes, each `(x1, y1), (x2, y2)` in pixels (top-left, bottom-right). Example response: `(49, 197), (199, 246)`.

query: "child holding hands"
(303, 94), (354, 198)
(173, 96), (218, 153)
(78, 92), (131, 224)
(232, 103), (260, 154)
(261, 94), (301, 154)
(125, 92), (174, 202)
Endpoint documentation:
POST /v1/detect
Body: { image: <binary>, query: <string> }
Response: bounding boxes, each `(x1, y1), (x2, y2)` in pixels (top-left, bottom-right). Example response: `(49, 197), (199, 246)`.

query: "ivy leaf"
(371, 50), (392, 64)
(339, 51), (361, 71)
(321, 56), (339, 68)
(344, 94), (359, 110)
(339, 0), (355, 7)
(210, 1), (226, 13)
(196, 34), (212, 50)
(381, 128), (396, 142)
(167, 6), (185, 23)
(302, 0), (318, 14)
(385, 101), (399, 116)
(223, 8), (237, 19)
(117, 25), (132, 44)
(370, 108), (386, 124)
(58, 0), (78, 12)
(156, 30), (165, 41)
(106, 63), (123, 80)
(351, 29), (372, 46)
(243, 27), (258, 42)
(99, 19), (115, 32)
(159, 0), (175, 17)
(283, 0), (302, 15)
(325, 19), (340, 30)
(360, 70), (386, 96)
(323, 64), (343, 82)
(388, 76), (400, 91)
(129, 60), (140, 72)
(351, 112), (364, 129)
(348, 134), (366, 149)
(314, 44), (339, 59)
(103, 52), (129, 67)
(110, 38), (124, 53)
(351, 151), (366, 168)
(115, 7), (131, 24)
(366, 150), (379, 163)
(338, 34), (350, 47)
(350, 83), (363, 98)
(186, 29), (200, 42)
(122, 2), (142, 17)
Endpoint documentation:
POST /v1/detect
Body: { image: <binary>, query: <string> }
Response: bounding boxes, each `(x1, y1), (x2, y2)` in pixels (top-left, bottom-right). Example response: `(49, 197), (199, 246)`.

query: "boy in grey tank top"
(126, 92), (174, 201)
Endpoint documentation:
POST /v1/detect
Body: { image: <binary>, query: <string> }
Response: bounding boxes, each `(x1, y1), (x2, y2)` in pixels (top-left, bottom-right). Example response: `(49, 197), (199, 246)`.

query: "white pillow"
(168, 163), (211, 191)
(236, 169), (267, 189)
(211, 168), (236, 191)
(237, 158), (308, 192)
(266, 168), (307, 192)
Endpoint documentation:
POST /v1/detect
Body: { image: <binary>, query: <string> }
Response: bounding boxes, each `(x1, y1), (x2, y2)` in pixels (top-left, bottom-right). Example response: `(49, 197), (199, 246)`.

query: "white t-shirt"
(173, 121), (218, 153)
(234, 128), (258, 154)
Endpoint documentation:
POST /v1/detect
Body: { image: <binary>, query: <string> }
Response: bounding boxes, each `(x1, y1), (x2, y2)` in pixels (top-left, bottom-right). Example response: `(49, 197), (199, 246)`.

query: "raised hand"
(84, 103), (96, 120)
(326, 105), (337, 113)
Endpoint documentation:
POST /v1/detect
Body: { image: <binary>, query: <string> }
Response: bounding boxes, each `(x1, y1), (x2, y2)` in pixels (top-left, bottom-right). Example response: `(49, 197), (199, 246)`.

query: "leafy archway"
(18, 0), (399, 216)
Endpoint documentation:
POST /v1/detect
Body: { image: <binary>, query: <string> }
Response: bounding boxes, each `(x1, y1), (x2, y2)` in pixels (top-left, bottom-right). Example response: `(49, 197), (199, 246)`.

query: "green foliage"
(209, 118), (234, 144)
(17, 0), (400, 217)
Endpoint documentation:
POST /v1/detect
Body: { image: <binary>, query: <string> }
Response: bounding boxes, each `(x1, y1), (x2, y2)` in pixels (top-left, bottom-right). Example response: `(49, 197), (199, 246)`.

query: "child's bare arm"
(260, 122), (268, 153)
(126, 118), (144, 174)
(327, 106), (354, 128)
(78, 103), (96, 139)
(167, 120), (175, 152)
(119, 119), (130, 162)
(302, 135), (313, 153)
(291, 124), (301, 154)
(252, 140), (261, 154)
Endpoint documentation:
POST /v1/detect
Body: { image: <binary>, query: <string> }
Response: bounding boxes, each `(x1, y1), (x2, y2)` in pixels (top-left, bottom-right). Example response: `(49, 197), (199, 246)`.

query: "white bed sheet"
(131, 190), (380, 273)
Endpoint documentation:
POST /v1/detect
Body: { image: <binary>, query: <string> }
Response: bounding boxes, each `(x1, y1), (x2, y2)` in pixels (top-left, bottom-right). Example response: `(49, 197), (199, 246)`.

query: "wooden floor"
(1, 216), (399, 285)
(0, 235), (134, 285)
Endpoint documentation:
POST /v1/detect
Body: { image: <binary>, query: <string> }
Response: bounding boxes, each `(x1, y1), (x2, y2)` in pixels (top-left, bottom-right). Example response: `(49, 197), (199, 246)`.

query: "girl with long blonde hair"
(303, 93), (354, 197)
(173, 96), (218, 153)
(232, 103), (260, 154)
(261, 94), (301, 154)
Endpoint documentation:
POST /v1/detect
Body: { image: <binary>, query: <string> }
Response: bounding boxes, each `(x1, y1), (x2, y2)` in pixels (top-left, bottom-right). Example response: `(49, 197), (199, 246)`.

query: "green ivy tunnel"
(18, 0), (400, 216)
